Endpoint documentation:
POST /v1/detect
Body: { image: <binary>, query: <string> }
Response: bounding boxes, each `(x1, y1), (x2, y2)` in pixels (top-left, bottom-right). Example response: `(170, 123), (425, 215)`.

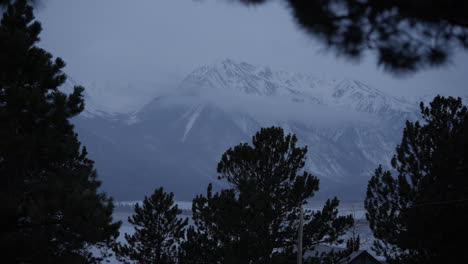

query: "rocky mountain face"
(72, 59), (421, 201)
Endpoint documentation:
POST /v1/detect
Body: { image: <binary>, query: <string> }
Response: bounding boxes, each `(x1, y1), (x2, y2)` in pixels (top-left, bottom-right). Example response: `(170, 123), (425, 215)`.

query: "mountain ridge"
(69, 59), (447, 200)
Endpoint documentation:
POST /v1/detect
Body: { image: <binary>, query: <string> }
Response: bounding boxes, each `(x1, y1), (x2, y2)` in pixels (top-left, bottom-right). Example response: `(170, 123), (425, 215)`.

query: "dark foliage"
(234, 0), (468, 74)
(0, 0), (38, 7)
(180, 127), (354, 264)
(0, 1), (120, 263)
(346, 235), (360, 252)
(114, 187), (188, 264)
(365, 96), (468, 263)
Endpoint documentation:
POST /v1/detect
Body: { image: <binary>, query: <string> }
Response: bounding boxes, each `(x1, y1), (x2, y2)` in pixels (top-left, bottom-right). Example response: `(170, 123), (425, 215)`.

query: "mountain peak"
(181, 59), (278, 96)
(212, 58), (255, 70)
(213, 58), (239, 66)
(178, 59), (417, 118)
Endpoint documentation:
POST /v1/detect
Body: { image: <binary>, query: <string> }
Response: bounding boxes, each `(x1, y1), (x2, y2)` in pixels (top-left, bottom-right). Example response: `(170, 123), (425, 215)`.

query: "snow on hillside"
(71, 59), (430, 200)
(179, 59), (417, 116)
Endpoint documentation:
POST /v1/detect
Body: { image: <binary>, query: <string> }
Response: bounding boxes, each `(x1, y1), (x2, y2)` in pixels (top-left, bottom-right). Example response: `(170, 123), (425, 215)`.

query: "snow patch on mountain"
(182, 105), (203, 142)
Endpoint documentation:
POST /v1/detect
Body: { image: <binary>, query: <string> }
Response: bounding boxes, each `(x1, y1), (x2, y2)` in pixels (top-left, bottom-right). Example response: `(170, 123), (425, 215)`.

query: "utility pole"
(297, 206), (304, 264)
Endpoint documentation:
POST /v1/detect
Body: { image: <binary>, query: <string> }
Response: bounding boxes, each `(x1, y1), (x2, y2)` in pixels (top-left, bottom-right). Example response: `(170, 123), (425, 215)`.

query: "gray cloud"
(158, 86), (378, 128)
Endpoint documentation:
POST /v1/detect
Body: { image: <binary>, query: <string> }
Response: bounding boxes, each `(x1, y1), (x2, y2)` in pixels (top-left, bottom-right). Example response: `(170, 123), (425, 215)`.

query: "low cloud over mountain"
(71, 59), (422, 201)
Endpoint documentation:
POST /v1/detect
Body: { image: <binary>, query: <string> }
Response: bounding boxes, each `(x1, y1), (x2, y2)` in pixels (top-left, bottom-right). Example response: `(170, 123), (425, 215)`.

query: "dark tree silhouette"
(234, 0), (468, 74)
(114, 187), (188, 264)
(0, 0), (38, 7)
(180, 127), (354, 264)
(0, 1), (120, 263)
(365, 96), (468, 263)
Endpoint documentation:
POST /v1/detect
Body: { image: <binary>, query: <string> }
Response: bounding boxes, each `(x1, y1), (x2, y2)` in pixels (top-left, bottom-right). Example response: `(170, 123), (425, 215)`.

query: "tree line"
(1, 1), (467, 263)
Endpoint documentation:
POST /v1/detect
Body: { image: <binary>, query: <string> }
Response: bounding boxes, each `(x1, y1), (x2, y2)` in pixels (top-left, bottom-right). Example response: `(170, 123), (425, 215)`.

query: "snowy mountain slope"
(73, 59), (424, 200)
(180, 59), (417, 117)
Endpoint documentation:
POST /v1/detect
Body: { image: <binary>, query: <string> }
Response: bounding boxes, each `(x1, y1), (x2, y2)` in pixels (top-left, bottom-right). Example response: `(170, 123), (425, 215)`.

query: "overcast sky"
(35, 0), (468, 112)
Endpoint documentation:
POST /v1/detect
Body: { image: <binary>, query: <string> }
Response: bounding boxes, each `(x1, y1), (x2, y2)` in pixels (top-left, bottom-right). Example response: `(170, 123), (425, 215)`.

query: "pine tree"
(0, 1), (120, 263)
(365, 96), (468, 263)
(180, 127), (354, 264)
(114, 187), (188, 264)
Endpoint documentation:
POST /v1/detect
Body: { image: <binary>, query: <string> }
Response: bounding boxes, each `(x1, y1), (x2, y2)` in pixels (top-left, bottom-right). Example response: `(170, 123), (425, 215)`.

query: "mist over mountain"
(70, 59), (424, 201)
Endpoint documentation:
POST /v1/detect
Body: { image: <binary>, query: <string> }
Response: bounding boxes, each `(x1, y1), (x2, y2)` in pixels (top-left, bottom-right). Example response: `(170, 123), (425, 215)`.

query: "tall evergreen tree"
(0, 1), (120, 263)
(114, 187), (188, 264)
(365, 96), (468, 263)
(180, 127), (354, 264)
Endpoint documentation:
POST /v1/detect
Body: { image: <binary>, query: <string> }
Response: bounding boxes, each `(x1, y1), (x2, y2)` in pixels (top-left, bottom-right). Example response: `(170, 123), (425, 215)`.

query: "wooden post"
(297, 206), (303, 264)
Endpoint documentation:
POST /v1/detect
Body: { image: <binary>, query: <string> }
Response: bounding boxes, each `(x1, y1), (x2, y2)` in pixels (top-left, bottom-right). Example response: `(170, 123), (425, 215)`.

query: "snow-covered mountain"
(72, 59), (422, 201)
